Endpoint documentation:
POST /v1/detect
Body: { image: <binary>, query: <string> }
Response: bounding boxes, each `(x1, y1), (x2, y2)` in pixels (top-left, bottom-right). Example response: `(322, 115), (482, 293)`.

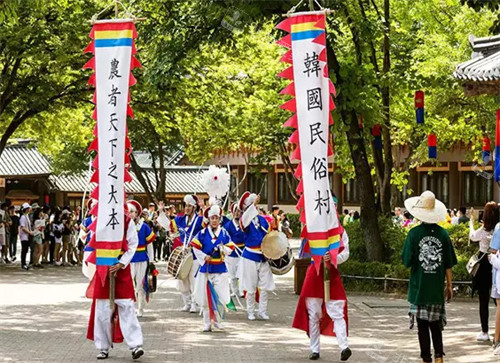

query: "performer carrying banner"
(171, 194), (204, 312)
(238, 192), (275, 321)
(191, 205), (235, 331)
(127, 200), (156, 317)
(223, 202), (245, 297)
(292, 230), (351, 361)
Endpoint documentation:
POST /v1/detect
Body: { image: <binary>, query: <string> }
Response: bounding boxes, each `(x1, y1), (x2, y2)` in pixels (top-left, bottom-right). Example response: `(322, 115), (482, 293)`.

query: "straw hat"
(404, 190), (447, 224)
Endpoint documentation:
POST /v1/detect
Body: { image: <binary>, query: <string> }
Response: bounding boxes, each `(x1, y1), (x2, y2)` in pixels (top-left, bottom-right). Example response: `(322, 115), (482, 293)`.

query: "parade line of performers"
(80, 192), (352, 362)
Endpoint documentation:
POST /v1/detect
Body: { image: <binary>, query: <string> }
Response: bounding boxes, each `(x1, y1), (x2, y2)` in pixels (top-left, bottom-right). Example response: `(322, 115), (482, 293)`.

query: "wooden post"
(115, 0), (119, 18)
(309, 0), (314, 11)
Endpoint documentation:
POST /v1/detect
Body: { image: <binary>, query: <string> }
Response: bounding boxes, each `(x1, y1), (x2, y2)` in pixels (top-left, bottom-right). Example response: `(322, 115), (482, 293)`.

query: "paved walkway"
(0, 262), (498, 363)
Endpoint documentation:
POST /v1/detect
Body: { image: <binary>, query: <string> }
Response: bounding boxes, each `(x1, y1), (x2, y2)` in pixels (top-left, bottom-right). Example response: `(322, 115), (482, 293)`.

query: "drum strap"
(182, 215), (198, 250)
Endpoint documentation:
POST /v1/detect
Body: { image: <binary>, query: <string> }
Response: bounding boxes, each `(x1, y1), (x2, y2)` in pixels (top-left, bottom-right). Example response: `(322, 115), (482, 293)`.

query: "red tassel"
(299, 210), (306, 224)
(92, 156), (99, 169)
(288, 129), (300, 144)
(275, 17), (292, 32)
(83, 57), (95, 70)
(280, 98), (297, 113)
(291, 144), (301, 161)
(297, 194), (305, 209)
(329, 79), (337, 97)
(84, 41), (94, 54)
(278, 66), (294, 80)
(129, 73), (137, 87)
(312, 32), (326, 46)
(280, 82), (295, 97)
(92, 108), (97, 121)
(90, 170), (99, 184)
(294, 163), (302, 178)
(329, 113), (334, 126)
(318, 48), (327, 62)
(276, 34), (292, 49)
(314, 15), (326, 30)
(88, 139), (98, 153)
(296, 179), (304, 194)
(90, 186), (99, 200)
(283, 114), (298, 129)
(89, 201), (98, 216)
(87, 73), (96, 87)
(127, 105), (134, 119)
(131, 56), (142, 70)
(279, 50), (293, 64)
(323, 64), (329, 78)
(124, 169), (132, 183)
(93, 124), (98, 137)
(329, 95), (335, 111)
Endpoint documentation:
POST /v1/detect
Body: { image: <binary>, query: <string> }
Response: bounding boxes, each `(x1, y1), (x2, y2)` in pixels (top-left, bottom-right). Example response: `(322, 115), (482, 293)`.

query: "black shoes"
(96, 351), (108, 360)
(309, 352), (320, 360)
(132, 347), (144, 360)
(341, 347), (352, 361)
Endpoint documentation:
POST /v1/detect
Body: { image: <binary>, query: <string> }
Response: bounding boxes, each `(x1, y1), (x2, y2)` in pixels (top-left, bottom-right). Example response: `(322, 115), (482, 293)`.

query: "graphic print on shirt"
(418, 236), (443, 273)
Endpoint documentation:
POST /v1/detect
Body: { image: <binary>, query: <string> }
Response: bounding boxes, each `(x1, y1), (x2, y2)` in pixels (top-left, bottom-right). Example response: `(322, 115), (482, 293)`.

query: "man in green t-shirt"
(402, 191), (457, 363)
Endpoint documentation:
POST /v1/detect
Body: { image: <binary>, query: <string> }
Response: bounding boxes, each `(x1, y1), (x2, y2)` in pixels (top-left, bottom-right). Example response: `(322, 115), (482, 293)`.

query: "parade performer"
(85, 214), (144, 360)
(127, 200), (156, 317)
(292, 230), (351, 361)
(80, 199), (96, 280)
(171, 194), (204, 312)
(191, 204), (235, 331)
(238, 191), (275, 320)
(223, 202), (244, 297)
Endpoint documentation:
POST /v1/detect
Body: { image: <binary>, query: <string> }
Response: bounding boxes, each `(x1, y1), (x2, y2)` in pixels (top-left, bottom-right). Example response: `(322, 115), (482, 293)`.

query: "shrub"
(287, 213), (302, 238)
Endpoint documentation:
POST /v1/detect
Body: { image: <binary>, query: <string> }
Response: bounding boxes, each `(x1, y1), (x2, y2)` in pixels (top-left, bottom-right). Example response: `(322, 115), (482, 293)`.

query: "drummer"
(223, 203), (245, 297)
(171, 194), (204, 313)
(238, 192), (275, 321)
(191, 204), (235, 332)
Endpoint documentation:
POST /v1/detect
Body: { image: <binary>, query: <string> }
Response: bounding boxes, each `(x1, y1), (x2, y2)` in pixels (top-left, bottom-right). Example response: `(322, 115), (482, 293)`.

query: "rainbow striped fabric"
(291, 22), (324, 41)
(94, 24), (134, 48)
(96, 244), (122, 266)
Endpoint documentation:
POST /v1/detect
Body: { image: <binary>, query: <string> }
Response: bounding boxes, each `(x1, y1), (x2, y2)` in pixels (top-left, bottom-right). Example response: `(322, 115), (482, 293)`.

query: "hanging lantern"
(483, 136), (491, 164)
(415, 90), (424, 124)
(428, 133), (437, 159)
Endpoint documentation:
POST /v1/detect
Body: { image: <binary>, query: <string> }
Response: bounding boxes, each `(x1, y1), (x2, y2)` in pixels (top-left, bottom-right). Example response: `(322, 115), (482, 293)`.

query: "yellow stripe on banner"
(95, 30), (133, 39)
(309, 234), (340, 249)
(96, 249), (121, 258)
(291, 22), (322, 33)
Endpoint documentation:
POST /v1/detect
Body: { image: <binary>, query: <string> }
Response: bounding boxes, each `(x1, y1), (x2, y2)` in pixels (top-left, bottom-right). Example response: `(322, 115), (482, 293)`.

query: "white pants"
(225, 256), (241, 296)
(177, 259), (200, 306)
(306, 298), (348, 353)
(130, 261), (148, 312)
(82, 251), (96, 280)
(194, 272), (230, 327)
(239, 258), (275, 315)
(94, 299), (143, 351)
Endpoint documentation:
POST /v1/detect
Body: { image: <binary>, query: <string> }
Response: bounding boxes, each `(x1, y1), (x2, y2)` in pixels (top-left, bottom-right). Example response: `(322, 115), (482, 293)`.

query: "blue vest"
(131, 221), (155, 263)
(224, 219), (244, 258)
(192, 228), (232, 274)
(174, 214), (204, 260)
(242, 215), (269, 262)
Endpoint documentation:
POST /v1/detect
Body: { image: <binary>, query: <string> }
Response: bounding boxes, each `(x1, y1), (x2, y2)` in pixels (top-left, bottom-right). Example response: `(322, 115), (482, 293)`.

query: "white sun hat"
(404, 190), (447, 224)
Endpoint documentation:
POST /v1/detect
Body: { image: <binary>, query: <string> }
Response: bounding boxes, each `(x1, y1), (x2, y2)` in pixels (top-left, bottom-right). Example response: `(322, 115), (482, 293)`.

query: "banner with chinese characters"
(276, 11), (342, 273)
(83, 20), (140, 286)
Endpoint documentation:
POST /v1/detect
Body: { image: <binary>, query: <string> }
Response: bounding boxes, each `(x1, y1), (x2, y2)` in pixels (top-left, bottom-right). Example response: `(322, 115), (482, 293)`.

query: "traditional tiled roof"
(0, 142), (51, 177)
(133, 149), (185, 169)
(454, 35), (500, 82)
(49, 166), (208, 194)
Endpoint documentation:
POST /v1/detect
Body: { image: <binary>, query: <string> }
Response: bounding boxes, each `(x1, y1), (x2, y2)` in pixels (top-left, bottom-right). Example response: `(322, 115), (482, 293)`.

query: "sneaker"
(97, 350), (108, 360)
(248, 313), (256, 321)
(5, 258), (11, 264)
(495, 344), (500, 355)
(258, 312), (270, 320)
(340, 347), (352, 361)
(477, 332), (490, 341)
(202, 325), (212, 332)
(214, 321), (224, 330)
(181, 305), (190, 312)
(131, 347), (144, 360)
(11, 256), (16, 262)
(189, 304), (197, 313)
(137, 309), (144, 317)
(21, 265), (29, 270)
(309, 352), (320, 360)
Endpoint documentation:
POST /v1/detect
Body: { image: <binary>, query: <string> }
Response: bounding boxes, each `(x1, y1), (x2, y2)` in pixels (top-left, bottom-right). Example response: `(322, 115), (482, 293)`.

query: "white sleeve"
(147, 243), (154, 262)
(120, 221), (138, 268)
(193, 248), (207, 266)
(469, 222), (485, 242)
(490, 253), (500, 270)
(337, 231), (350, 265)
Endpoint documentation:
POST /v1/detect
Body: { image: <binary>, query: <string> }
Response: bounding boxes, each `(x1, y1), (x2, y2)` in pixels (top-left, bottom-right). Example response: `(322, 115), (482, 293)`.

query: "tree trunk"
(129, 153), (155, 203)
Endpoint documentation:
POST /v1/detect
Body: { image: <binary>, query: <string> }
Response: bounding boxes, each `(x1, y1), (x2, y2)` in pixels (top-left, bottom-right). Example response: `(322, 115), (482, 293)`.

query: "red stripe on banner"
(318, 48), (327, 62)
(92, 156), (99, 169)
(307, 227), (343, 240)
(275, 17), (292, 32)
(93, 241), (123, 250)
(291, 144), (301, 161)
(280, 82), (295, 96)
(90, 170), (99, 184)
(329, 79), (336, 97)
(312, 32), (326, 46)
(279, 50), (293, 64)
(484, 136), (491, 151)
(83, 57), (95, 70)
(280, 98), (297, 112)
(297, 194), (305, 209)
(88, 218), (97, 233)
(91, 22), (136, 37)
(296, 179), (303, 194)
(84, 41), (94, 54)
(294, 162), (302, 178)
(124, 169), (132, 183)
(90, 186), (99, 200)
(92, 107), (97, 121)
(288, 129), (300, 144)
(276, 34), (292, 49)
(314, 16), (326, 29)
(88, 138), (98, 152)
(88, 73), (96, 86)
(428, 133), (436, 147)
(89, 202), (99, 217)
(278, 66), (294, 80)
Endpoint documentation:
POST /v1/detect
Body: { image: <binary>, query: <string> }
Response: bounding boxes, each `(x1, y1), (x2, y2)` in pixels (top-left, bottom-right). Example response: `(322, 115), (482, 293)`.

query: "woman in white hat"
(402, 191), (458, 363)
(191, 204), (235, 331)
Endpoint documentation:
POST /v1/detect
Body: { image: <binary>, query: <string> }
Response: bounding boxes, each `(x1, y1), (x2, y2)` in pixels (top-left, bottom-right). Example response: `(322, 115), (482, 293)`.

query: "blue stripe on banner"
(95, 38), (133, 48)
(495, 147), (500, 181)
(291, 30), (324, 41)
(428, 146), (437, 159)
(96, 257), (119, 266)
(310, 242), (340, 257)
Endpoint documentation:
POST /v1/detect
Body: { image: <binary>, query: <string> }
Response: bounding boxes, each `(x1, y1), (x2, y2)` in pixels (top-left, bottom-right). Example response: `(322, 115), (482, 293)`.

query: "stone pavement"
(0, 262), (498, 363)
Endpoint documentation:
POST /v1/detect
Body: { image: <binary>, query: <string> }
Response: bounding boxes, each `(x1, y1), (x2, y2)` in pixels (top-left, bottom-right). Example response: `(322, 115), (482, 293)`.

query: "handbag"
(467, 251), (485, 276)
